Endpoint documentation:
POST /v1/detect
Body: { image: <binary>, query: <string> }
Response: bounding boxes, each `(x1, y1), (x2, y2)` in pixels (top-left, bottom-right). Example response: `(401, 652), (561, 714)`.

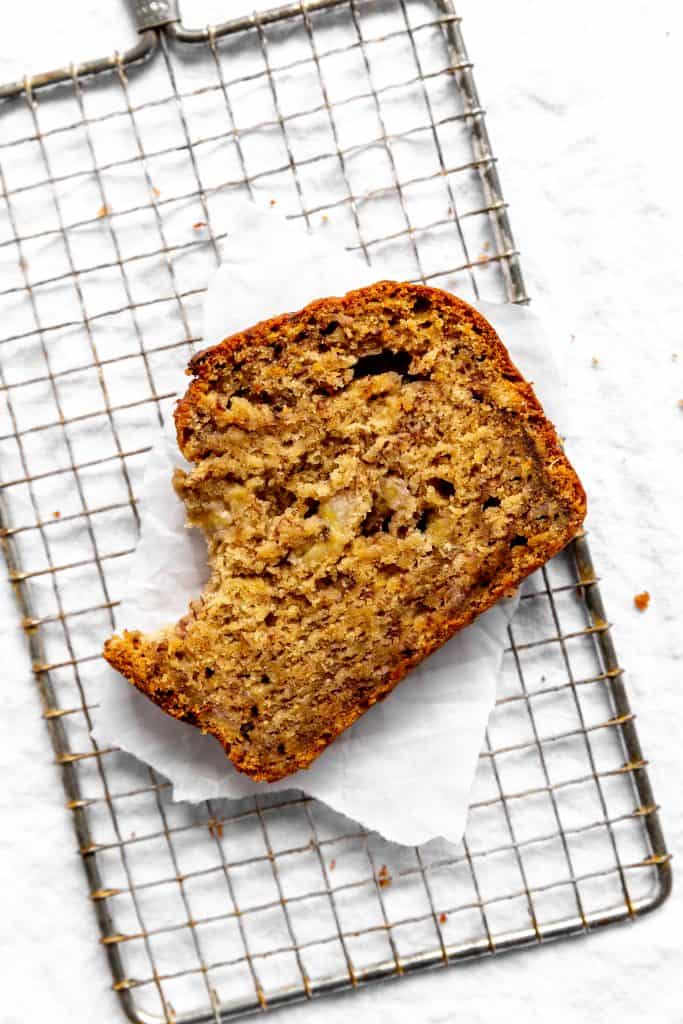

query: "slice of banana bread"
(104, 282), (585, 782)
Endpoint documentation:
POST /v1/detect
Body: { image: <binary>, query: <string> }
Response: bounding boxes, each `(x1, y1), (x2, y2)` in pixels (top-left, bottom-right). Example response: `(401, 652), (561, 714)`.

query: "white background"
(1, 2), (681, 1022)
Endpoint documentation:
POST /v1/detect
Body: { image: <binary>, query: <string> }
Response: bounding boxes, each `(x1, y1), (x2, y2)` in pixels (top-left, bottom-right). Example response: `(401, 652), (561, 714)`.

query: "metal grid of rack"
(0, 1), (670, 1021)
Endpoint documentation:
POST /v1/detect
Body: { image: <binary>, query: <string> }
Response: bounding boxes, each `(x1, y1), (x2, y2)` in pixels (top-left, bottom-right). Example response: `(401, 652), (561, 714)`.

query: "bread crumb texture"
(104, 282), (586, 781)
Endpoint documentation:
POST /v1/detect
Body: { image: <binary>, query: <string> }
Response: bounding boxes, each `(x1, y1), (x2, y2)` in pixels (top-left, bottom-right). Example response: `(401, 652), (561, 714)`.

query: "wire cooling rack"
(0, 1), (671, 1021)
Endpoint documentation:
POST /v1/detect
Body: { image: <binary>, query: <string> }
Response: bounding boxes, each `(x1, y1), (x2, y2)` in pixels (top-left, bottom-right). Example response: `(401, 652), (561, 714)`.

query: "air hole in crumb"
(428, 477), (455, 499)
(483, 496), (501, 509)
(322, 320), (339, 335)
(412, 295), (431, 314)
(251, 705), (259, 718)
(510, 534), (528, 547)
(264, 613), (276, 627)
(416, 509), (432, 532)
(470, 389), (484, 403)
(380, 563), (402, 576)
(277, 743), (286, 755)
(352, 348), (430, 384)
(261, 673), (271, 684)
(240, 721), (254, 738)
(353, 349), (412, 379)
(361, 504), (392, 535)
(272, 343), (283, 358)
(260, 485), (295, 515)
(303, 498), (319, 518)
(251, 391), (272, 405)
(204, 667), (215, 678)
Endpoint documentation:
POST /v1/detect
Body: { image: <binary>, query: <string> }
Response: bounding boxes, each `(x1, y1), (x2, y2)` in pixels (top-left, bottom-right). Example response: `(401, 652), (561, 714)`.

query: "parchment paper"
(92, 199), (566, 846)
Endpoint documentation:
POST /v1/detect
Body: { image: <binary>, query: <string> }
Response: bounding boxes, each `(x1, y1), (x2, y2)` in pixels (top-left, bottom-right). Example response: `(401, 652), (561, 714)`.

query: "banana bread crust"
(104, 282), (586, 781)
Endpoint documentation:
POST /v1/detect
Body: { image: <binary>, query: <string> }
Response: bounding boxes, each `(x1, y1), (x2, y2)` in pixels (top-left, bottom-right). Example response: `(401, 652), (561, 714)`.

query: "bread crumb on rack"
(193, 221), (207, 231)
(634, 591), (650, 612)
(207, 818), (224, 839)
(96, 204), (111, 219)
(591, 356), (600, 367)
(477, 241), (491, 267)
(438, 912), (448, 924)
(377, 864), (392, 888)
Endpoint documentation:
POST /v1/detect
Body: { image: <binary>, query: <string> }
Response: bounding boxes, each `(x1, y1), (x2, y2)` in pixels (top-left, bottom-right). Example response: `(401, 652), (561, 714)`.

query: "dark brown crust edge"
(104, 281), (586, 781)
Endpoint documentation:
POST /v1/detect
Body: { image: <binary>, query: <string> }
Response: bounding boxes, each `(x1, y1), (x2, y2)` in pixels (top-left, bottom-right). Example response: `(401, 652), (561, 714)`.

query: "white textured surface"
(1, 2), (681, 1023)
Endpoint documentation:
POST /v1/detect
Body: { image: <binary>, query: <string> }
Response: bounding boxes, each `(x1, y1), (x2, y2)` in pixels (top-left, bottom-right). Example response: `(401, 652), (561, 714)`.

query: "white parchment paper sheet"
(92, 199), (566, 846)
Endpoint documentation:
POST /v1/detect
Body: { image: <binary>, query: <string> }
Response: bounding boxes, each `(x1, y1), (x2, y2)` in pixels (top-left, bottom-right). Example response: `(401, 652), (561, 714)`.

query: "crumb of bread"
(96, 204), (111, 219)
(53, 510), (61, 519)
(439, 912), (448, 924)
(152, 186), (161, 198)
(269, 198), (277, 206)
(634, 591), (650, 611)
(377, 864), (392, 888)
(208, 818), (224, 839)
(591, 356), (600, 367)
(193, 221), (207, 230)
(329, 858), (336, 871)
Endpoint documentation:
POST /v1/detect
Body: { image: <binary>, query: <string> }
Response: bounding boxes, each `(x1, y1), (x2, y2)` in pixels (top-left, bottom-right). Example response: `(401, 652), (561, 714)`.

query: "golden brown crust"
(105, 281), (586, 781)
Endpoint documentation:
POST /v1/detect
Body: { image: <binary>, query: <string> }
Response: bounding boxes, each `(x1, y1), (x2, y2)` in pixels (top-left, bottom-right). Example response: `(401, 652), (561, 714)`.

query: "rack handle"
(133, 0), (180, 30)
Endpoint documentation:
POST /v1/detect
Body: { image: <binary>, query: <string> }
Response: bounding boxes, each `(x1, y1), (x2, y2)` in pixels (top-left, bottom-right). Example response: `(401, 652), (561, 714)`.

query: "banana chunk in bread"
(104, 282), (585, 782)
